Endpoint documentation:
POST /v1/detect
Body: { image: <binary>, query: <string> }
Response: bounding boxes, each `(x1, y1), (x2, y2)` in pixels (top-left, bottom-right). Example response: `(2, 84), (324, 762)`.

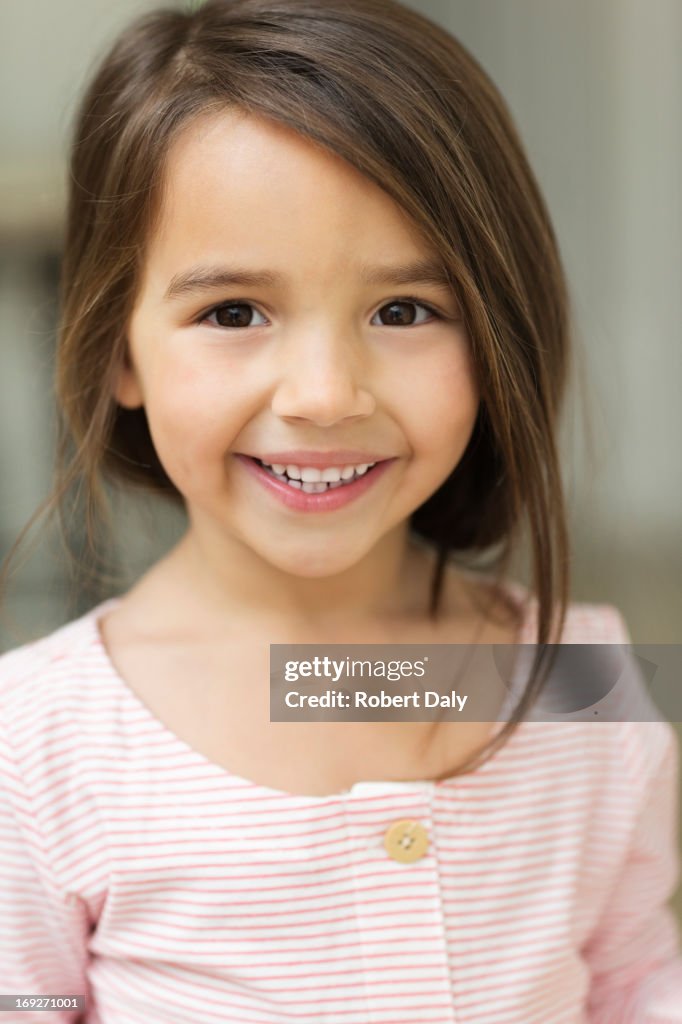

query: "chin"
(265, 547), (366, 580)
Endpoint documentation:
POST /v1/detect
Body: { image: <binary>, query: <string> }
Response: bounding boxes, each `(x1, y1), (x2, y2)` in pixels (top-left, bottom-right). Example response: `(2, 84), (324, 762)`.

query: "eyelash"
(195, 296), (444, 330)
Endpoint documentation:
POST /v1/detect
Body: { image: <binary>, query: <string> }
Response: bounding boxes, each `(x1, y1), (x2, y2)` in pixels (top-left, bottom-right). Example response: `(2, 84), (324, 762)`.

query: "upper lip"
(239, 450), (394, 467)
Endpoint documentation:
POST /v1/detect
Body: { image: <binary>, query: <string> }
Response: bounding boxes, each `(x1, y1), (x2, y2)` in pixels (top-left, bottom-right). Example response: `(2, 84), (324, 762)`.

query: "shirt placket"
(342, 780), (457, 1024)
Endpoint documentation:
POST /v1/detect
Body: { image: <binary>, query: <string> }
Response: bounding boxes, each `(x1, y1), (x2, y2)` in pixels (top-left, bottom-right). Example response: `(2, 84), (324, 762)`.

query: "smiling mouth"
(250, 456), (381, 492)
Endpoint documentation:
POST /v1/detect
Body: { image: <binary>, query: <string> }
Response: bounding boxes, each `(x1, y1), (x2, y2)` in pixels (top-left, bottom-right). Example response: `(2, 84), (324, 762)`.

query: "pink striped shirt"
(1, 582), (682, 1023)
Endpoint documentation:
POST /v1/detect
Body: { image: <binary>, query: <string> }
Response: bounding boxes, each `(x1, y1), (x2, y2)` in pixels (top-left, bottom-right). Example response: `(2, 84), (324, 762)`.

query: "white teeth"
(261, 459), (376, 479)
(257, 457), (378, 491)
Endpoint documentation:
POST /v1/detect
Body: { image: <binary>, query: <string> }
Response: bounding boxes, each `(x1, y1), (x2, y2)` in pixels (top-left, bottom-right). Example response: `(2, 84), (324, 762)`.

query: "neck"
(171, 519), (435, 636)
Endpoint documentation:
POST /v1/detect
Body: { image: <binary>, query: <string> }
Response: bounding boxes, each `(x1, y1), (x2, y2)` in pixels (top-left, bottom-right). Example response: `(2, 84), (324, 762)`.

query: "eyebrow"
(163, 257), (453, 302)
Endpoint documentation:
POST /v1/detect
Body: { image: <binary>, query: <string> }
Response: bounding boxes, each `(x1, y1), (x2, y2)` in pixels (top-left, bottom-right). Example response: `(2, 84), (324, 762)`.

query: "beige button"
(383, 819), (429, 863)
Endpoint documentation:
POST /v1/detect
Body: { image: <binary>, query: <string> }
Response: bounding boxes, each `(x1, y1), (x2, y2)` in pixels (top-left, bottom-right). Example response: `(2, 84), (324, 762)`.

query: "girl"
(1, 0), (680, 1020)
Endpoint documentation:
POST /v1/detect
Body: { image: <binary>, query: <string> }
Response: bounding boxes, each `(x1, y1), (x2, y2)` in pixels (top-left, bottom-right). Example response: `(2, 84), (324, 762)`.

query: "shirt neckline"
(83, 578), (536, 802)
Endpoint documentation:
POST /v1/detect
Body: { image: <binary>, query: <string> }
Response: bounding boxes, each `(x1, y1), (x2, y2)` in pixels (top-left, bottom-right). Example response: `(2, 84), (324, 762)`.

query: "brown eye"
(202, 302), (267, 329)
(374, 300), (438, 327)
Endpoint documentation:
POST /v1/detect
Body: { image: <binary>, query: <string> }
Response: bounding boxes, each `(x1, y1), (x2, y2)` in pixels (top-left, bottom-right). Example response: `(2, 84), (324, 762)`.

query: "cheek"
(403, 344), (480, 463)
(143, 362), (243, 486)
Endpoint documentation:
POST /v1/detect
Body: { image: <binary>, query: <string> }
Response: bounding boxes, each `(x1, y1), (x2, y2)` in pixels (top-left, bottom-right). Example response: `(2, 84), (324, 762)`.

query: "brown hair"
(1, 0), (572, 775)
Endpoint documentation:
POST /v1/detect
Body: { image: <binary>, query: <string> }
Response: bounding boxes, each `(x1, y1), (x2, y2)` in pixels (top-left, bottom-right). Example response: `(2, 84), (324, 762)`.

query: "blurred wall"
(427, 0), (682, 642)
(0, 0), (163, 240)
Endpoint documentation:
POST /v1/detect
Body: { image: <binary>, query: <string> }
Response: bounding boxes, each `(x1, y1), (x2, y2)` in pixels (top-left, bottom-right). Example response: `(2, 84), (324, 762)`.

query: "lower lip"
(234, 454), (397, 512)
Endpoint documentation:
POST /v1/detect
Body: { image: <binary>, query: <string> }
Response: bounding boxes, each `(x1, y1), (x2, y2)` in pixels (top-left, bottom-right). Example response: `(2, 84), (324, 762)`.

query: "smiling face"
(116, 108), (479, 583)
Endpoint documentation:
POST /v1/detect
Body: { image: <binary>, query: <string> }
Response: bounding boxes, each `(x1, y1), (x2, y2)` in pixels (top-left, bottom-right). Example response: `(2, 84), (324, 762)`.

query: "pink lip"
(234, 454), (397, 512)
(240, 450), (391, 468)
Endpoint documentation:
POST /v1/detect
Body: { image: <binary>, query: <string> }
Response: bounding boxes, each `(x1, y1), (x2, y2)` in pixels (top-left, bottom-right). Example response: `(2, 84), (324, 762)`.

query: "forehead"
(146, 108), (432, 280)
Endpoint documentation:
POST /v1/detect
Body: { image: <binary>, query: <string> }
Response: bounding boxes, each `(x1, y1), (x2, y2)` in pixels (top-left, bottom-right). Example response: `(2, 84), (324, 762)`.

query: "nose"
(270, 328), (375, 427)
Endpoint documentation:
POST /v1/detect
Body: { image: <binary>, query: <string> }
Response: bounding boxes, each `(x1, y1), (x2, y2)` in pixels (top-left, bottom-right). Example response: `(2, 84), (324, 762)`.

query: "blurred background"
(1, 0), (680, 901)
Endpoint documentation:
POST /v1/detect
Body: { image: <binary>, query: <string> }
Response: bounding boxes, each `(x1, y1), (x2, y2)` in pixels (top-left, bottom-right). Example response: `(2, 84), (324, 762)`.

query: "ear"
(114, 346), (144, 409)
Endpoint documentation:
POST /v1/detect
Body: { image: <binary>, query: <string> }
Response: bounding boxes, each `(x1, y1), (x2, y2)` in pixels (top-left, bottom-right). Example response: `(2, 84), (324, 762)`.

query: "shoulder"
(503, 582), (677, 796)
(0, 602), (119, 899)
(0, 602), (104, 700)
(0, 600), (117, 773)
(452, 566), (633, 645)
(498, 578), (632, 644)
